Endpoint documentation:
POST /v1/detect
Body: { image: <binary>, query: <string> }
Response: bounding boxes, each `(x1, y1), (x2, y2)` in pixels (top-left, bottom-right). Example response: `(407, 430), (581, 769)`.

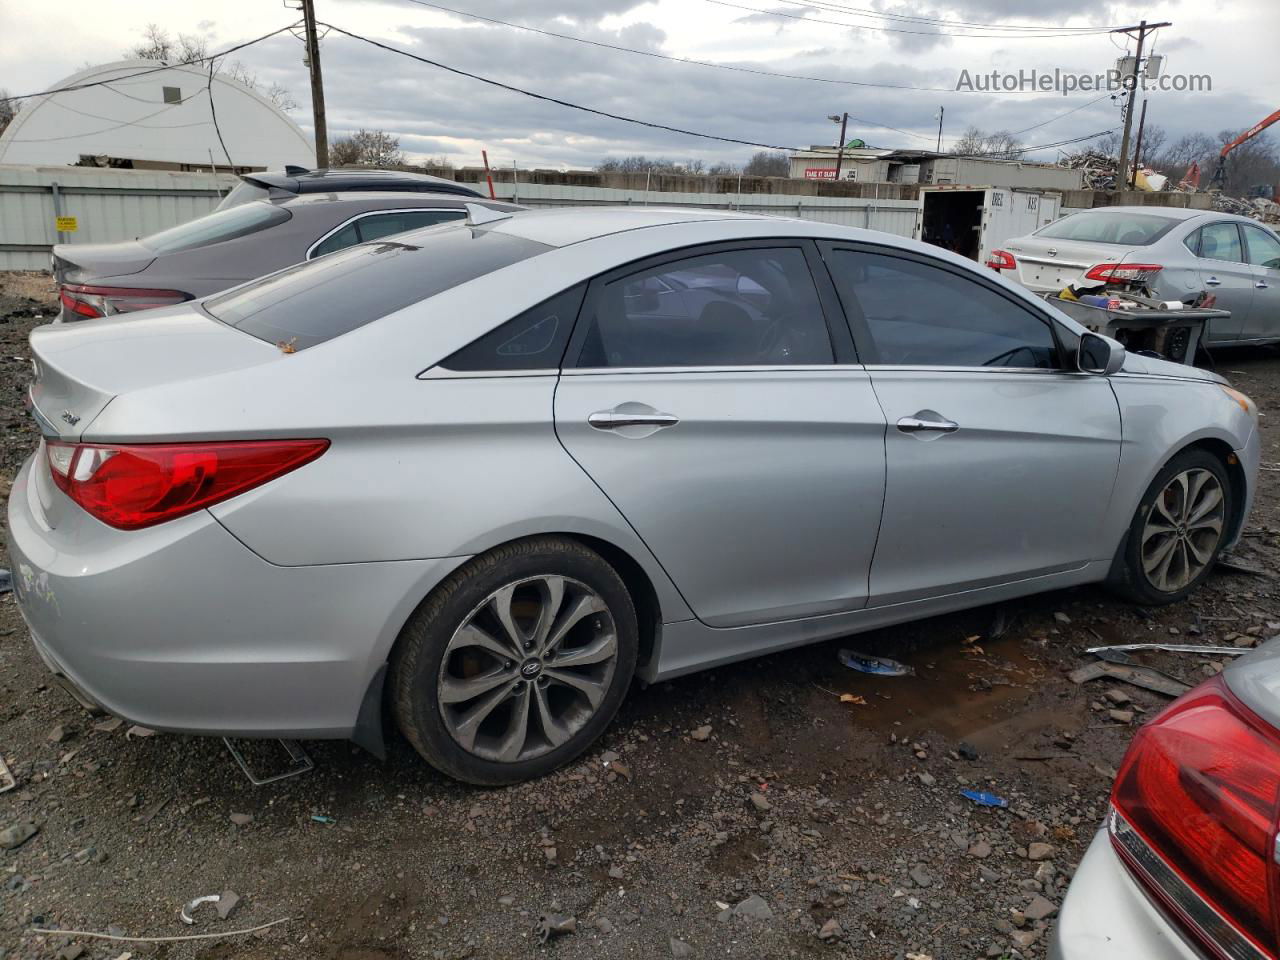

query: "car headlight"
(1221, 386), (1258, 419)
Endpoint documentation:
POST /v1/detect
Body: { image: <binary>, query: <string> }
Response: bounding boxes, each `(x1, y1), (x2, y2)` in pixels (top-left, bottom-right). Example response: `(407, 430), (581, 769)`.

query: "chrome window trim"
(561, 364), (869, 376)
(418, 367), (559, 380)
(861, 364), (1072, 375)
(305, 207), (465, 260)
(1109, 807), (1267, 960)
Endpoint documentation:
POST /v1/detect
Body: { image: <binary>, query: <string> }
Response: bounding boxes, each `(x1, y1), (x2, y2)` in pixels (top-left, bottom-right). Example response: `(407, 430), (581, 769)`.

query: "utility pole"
(1112, 19), (1170, 191)
(1130, 99), (1149, 188)
(936, 106), (944, 153)
(301, 0), (329, 167)
(829, 112), (849, 180)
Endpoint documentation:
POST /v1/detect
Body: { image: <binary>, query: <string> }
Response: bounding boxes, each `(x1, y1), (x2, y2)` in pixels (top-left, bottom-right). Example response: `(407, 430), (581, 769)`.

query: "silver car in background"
(994, 207), (1280, 345)
(8, 207), (1261, 784)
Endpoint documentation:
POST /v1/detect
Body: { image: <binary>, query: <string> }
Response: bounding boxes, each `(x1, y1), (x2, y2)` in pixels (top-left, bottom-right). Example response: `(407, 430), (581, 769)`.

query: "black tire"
(390, 536), (638, 785)
(1108, 449), (1233, 606)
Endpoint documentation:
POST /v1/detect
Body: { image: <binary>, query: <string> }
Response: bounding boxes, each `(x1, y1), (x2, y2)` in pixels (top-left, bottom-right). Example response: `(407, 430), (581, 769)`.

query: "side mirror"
(1078, 332), (1126, 376)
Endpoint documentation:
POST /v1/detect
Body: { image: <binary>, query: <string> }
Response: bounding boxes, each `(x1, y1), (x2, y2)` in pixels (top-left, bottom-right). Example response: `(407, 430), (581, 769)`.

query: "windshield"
(141, 202), (291, 254)
(204, 221), (550, 351)
(1034, 211), (1180, 246)
(214, 179), (272, 212)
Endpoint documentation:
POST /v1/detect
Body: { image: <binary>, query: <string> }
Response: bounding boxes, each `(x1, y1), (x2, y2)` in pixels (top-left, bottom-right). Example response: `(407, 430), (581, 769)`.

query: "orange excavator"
(1209, 108), (1280, 193)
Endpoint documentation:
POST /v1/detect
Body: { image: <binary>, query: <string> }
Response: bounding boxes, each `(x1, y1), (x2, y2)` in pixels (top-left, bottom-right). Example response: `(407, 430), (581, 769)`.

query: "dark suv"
(214, 166), (483, 211)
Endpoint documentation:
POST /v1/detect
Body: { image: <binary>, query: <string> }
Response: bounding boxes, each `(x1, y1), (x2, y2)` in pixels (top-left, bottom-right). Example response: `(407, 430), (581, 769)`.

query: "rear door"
(1241, 223), (1280, 341)
(554, 240), (888, 628)
(817, 241), (1122, 605)
(1191, 221), (1254, 342)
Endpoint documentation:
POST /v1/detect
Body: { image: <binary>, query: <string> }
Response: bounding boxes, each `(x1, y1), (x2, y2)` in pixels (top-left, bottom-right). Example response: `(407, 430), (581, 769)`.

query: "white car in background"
(992, 207), (1280, 346)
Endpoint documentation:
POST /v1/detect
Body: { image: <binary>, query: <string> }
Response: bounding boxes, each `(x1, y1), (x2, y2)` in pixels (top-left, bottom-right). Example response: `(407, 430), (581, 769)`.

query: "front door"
(554, 241), (887, 628)
(818, 241), (1123, 605)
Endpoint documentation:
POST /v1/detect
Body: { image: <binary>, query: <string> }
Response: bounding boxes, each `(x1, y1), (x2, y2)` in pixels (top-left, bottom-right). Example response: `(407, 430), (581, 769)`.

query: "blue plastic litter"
(837, 649), (914, 676)
(960, 789), (1008, 809)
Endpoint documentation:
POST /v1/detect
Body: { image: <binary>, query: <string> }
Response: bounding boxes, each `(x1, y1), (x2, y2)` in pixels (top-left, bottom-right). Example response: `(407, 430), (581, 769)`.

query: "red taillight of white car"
(46, 439), (329, 530)
(59, 283), (191, 319)
(1110, 675), (1280, 960)
(1083, 263), (1164, 283)
(986, 250), (1017, 271)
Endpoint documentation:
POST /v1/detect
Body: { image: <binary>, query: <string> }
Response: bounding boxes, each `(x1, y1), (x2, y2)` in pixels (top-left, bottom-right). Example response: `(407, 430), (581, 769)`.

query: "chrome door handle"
(1257, 281), (1270, 289)
(1205, 276), (1222, 286)
(588, 411), (680, 430)
(897, 415), (959, 434)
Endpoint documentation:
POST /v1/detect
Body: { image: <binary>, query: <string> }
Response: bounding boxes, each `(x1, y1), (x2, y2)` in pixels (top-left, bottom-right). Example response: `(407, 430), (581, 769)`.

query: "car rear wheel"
(390, 537), (637, 785)
(1110, 449), (1232, 606)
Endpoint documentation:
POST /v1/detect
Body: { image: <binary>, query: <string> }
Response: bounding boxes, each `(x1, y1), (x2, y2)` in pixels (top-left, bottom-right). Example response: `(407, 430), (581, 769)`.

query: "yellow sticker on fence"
(55, 216), (78, 232)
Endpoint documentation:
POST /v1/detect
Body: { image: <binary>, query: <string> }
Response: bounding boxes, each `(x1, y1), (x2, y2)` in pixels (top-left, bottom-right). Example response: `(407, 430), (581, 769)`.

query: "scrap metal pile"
(1062, 149), (1119, 190)
(1212, 193), (1280, 222)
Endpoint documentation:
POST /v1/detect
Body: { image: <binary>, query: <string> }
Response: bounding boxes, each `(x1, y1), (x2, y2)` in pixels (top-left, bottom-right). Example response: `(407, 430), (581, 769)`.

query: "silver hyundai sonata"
(7, 206), (1261, 784)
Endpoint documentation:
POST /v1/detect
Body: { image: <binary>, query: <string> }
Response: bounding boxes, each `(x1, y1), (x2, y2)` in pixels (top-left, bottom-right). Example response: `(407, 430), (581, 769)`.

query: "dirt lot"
(2, 269), (1279, 960)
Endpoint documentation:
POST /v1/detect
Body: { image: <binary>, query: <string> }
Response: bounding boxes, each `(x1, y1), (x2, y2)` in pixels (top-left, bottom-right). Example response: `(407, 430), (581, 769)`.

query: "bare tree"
(0, 90), (16, 138)
(596, 156), (717, 175)
(329, 129), (404, 168)
(952, 126), (1023, 159)
(222, 61), (297, 112)
(1133, 124), (1167, 169)
(708, 161), (739, 175)
(127, 24), (208, 63)
(742, 150), (789, 177)
(1214, 128), (1280, 195)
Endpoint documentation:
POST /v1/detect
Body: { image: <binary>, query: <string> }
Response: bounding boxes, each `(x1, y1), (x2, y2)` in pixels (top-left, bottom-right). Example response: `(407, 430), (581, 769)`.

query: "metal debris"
(533, 913), (577, 944)
(223, 737), (314, 786)
(837, 650), (914, 676)
(1215, 556), (1274, 578)
(1084, 643), (1248, 657)
(0, 753), (15, 793)
(180, 894), (222, 925)
(1069, 660), (1190, 697)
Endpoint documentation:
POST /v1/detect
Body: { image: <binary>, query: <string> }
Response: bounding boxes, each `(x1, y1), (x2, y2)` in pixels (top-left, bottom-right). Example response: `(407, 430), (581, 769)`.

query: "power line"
(394, 0), (957, 92)
(320, 22), (801, 150)
(772, 0), (1111, 33)
(0, 24), (301, 104)
(707, 0), (1120, 38)
(1005, 93), (1113, 137)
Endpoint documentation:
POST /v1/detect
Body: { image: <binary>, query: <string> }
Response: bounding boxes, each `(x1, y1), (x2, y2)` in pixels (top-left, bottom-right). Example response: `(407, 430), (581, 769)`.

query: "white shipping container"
(912, 186), (1059, 267)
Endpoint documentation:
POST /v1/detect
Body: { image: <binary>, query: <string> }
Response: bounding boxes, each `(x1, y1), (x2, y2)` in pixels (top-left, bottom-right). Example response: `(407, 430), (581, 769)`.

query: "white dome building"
(0, 60), (315, 171)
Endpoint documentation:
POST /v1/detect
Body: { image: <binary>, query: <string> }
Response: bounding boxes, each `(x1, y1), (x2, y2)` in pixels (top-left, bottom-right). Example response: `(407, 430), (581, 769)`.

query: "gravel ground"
(2, 269), (1279, 960)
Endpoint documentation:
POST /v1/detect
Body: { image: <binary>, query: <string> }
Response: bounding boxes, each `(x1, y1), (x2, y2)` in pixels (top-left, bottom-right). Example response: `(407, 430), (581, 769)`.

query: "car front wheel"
(1111, 449), (1233, 606)
(390, 537), (638, 785)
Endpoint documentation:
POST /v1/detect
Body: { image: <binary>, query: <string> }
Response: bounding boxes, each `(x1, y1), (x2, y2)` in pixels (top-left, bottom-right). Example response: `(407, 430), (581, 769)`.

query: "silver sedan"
(8, 206), (1261, 784)
(995, 207), (1280, 345)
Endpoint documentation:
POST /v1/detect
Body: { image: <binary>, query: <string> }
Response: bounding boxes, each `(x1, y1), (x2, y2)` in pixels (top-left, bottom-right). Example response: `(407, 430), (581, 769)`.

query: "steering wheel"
(983, 345), (1041, 368)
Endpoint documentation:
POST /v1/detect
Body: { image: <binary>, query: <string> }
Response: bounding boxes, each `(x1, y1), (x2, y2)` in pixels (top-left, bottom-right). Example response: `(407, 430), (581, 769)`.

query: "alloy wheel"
(1140, 468), (1226, 593)
(437, 576), (618, 763)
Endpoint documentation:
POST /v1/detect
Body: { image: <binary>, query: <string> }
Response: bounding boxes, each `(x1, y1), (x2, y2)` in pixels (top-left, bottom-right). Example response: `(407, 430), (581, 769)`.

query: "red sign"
(803, 167), (837, 180)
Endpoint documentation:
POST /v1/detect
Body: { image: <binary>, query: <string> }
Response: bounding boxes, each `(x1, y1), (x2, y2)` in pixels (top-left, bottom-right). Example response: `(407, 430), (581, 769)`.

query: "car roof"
(1069, 205), (1207, 222)
(242, 168), (483, 199)
(278, 191), (519, 210)
(488, 206), (769, 248)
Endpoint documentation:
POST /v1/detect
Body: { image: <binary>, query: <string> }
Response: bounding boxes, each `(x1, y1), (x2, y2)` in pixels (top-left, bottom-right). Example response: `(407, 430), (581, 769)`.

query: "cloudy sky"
(2, 0), (1276, 170)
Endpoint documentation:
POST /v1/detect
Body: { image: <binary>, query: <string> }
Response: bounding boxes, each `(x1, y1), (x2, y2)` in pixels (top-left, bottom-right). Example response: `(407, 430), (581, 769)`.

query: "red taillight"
(1111, 675), (1280, 958)
(58, 283), (191, 319)
(986, 249), (1017, 270)
(46, 439), (328, 530)
(1084, 263), (1164, 283)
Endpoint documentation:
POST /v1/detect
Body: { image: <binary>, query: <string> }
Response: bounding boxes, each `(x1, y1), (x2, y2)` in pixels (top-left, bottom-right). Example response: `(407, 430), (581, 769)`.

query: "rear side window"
(441, 284), (586, 371)
(575, 247), (834, 368)
(141, 202), (290, 253)
(205, 223), (550, 351)
(1035, 211), (1179, 246)
(1198, 222), (1245, 263)
(311, 210), (467, 258)
(1243, 224), (1280, 269)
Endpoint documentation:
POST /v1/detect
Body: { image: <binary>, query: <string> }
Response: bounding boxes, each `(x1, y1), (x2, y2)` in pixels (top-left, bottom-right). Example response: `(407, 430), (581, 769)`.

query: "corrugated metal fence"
(0, 165), (235, 270)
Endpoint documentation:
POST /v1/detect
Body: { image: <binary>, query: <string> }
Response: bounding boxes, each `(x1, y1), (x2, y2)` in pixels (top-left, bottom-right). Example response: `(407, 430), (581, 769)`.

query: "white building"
(788, 146), (1083, 191)
(0, 60), (315, 172)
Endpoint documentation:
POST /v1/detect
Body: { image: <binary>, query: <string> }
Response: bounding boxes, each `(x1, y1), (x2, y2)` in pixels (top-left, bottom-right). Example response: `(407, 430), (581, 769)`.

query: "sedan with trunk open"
(8, 206), (1261, 784)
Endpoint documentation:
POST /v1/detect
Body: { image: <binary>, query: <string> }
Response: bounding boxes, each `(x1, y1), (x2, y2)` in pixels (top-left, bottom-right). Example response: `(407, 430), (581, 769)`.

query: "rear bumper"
(7, 453), (466, 739)
(1050, 829), (1201, 960)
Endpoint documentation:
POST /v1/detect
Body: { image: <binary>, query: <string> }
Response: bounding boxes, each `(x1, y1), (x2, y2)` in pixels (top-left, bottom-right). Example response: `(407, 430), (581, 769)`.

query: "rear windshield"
(1034, 211), (1179, 246)
(214, 179), (272, 212)
(141, 201), (290, 253)
(204, 221), (549, 350)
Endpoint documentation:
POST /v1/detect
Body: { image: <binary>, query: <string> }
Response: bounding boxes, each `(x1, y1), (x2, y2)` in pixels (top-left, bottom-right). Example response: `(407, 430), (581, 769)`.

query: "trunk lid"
(29, 306), (278, 442)
(1002, 236), (1139, 293)
(52, 241), (156, 285)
